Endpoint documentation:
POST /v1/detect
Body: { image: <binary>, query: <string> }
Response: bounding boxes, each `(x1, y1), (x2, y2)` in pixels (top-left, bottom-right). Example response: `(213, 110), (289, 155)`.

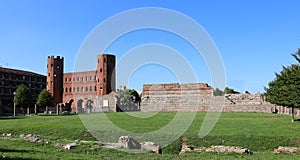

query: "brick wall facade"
(47, 56), (64, 105)
(47, 54), (116, 113)
(0, 67), (46, 115)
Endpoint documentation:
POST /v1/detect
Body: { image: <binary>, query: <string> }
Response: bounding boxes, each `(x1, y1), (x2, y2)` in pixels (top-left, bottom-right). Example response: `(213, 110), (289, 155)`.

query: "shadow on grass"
(37, 113), (77, 117)
(0, 116), (25, 120)
(0, 157), (35, 160)
(0, 148), (37, 160)
(0, 148), (36, 153)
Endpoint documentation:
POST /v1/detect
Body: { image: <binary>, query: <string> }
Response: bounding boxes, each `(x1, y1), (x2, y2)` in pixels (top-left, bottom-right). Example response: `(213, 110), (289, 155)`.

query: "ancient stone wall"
(93, 93), (118, 112)
(141, 83), (213, 112)
(141, 84), (272, 113)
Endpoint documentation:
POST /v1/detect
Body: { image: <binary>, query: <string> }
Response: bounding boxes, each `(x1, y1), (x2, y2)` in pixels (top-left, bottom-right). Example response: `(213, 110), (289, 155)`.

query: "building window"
(100, 68), (102, 72)
(94, 86), (97, 91)
(100, 87), (103, 90)
(77, 87), (80, 92)
(65, 78), (68, 82)
(85, 86), (88, 92)
(69, 87), (72, 92)
(103, 78), (106, 82)
(65, 88), (68, 93)
(86, 76), (88, 81)
(81, 87), (84, 92)
(73, 87), (76, 93)
(90, 86), (93, 91)
(73, 77), (75, 81)
(69, 78), (71, 82)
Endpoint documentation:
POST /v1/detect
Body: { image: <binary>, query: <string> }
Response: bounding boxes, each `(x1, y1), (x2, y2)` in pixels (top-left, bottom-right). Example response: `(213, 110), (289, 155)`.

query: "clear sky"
(0, 0), (300, 93)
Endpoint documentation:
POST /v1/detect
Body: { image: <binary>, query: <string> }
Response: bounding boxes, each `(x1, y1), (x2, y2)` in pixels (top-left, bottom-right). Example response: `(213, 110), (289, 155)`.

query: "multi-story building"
(0, 67), (46, 115)
(46, 54), (117, 113)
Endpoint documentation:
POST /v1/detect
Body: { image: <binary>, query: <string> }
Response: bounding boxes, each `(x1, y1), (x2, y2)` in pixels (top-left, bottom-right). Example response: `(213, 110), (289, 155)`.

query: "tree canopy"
(224, 87), (240, 94)
(265, 49), (300, 122)
(14, 84), (33, 113)
(118, 89), (141, 106)
(213, 88), (224, 96)
(36, 89), (54, 108)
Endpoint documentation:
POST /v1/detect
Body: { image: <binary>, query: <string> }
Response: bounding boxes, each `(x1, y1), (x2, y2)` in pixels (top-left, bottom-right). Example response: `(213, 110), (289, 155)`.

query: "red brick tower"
(96, 54), (116, 95)
(47, 56), (64, 105)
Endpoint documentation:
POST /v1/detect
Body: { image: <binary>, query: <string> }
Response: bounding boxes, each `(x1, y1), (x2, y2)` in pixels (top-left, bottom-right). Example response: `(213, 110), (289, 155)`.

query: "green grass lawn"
(0, 112), (300, 159)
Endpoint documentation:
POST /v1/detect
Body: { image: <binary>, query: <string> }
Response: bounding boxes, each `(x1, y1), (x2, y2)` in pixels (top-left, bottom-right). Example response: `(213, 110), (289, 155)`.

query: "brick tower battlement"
(47, 56), (64, 105)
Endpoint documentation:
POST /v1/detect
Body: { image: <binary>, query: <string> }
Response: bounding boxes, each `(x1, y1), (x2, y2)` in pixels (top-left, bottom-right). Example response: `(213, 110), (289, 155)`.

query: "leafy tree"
(14, 84), (33, 114)
(224, 87), (240, 94)
(213, 88), (224, 96)
(128, 89), (141, 103)
(265, 49), (300, 122)
(36, 89), (54, 112)
(118, 89), (141, 106)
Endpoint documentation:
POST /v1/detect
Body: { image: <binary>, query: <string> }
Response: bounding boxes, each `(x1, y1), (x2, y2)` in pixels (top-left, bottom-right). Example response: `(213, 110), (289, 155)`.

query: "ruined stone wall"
(141, 83), (213, 112)
(93, 93), (117, 112)
(141, 84), (272, 113)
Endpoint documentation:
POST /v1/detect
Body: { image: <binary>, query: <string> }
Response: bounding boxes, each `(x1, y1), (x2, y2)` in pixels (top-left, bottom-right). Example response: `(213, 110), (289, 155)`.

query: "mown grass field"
(0, 112), (300, 159)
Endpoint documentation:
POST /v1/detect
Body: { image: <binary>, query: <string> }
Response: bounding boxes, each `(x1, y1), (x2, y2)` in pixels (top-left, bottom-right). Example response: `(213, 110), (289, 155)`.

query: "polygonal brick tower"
(96, 54), (116, 95)
(47, 56), (64, 105)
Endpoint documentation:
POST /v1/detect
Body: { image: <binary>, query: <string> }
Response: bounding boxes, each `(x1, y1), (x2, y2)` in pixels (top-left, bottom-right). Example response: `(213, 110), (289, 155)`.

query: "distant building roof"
(0, 67), (45, 77)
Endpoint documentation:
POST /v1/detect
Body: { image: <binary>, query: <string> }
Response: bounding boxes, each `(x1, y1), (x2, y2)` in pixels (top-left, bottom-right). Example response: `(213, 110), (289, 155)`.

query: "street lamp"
(13, 91), (16, 116)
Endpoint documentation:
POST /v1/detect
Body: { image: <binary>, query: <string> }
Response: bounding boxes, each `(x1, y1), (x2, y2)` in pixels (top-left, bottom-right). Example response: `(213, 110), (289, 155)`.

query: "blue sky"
(0, 0), (300, 93)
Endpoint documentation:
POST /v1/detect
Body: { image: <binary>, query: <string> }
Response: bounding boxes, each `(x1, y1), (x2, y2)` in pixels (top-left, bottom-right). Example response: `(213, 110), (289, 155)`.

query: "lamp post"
(13, 91), (16, 116)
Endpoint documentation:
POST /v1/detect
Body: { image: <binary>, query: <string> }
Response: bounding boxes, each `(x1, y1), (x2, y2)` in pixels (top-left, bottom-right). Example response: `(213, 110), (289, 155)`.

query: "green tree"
(245, 91), (251, 94)
(117, 89), (141, 112)
(118, 89), (132, 107)
(265, 49), (300, 122)
(224, 87), (240, 94)
(14, 84), (33, 114)
(128, 89), (141, 103)
(118, 89), (141, 105)
(213, 88), (224, 96)
(36, 89), (54, 112)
